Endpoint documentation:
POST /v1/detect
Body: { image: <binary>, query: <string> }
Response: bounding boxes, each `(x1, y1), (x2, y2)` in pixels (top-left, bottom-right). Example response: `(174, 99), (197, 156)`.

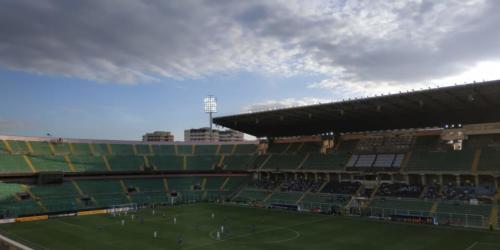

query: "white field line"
(0, 232), (34, 250)
(185, 217), (331, 250)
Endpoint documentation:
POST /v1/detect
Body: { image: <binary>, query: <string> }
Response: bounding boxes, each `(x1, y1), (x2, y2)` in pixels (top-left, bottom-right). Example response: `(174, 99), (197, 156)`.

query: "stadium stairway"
(220, 177), (230, 190)
(162, 178), (169, 193)
(430, 201), (439, 214)
(419, 185), (429, 199)
(102, 156), (113, 171)
(119, 180), (133, 203)
(489, 205), (498, 228)
(399, 151), (412, 172)
(297, 153), (310, 170)
(72, 181), (85, 196)
(296, 187), (312, 204)
(20, 184), (47, 212)
(22, 155), (37, 172)
(2, 140), (13, 153)
(471, 148), (482, 174)
(258, 154), (273, 170)
(63, 155), (76, 172)
(230, 183), (247, 201)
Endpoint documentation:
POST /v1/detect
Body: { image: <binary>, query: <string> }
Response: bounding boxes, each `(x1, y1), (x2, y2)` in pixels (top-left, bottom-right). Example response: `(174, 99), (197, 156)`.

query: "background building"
(184, 128), (243, 142)
(142, 131), (174, 142)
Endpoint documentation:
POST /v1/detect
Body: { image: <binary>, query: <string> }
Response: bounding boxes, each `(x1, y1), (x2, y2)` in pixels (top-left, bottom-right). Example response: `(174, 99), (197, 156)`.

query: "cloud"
(1, 0), (499, 87)
(243, 97), (334, 113)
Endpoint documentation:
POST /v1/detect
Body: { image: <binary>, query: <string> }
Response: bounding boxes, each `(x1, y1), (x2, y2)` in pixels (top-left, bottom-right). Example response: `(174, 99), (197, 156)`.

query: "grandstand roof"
(214, 80), (500, 138)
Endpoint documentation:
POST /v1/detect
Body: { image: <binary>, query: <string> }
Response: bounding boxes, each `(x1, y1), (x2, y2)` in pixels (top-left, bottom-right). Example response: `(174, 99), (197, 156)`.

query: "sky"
(1, 0), (500, 141)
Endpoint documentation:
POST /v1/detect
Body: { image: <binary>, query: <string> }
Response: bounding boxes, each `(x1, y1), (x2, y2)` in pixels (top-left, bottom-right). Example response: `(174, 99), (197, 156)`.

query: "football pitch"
(0, 203), (499, 250)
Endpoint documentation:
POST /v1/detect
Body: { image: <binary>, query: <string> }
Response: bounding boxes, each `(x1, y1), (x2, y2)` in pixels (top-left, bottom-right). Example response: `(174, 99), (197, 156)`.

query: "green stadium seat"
(70, 155), (108, 172)
(51, 142), (71, 155)
(233, 144), (257, 154)
(70, 143), (92, 155)
(152, 145), (176, 155)
(106, 155), (144, 171)
(123, 179), (165, 193)
(223, 155), (259, 170)
(149, 156), (183, 170)
(186, 156), (219, 170)
(91, 144), (109, 155)
(262, 154), (304, 170)
(0, 155), (33, 173)
(110, 144), (135, 155)
(5, 140), (30, 154)
(218, 144), (234, 154)
(177, 145), (193, 155)
(135, 144), (151, 155)
(29, 155), (70, 172)
(77, 180), (123, 195)
(407, 150), (475, 171)
(168, 177), (201, 191)
(205, 177), (226, 190)
(29, 141), (53, 155)
(302, 153), (349, 170)
(268, 192), (303, 204)
(477, 148), (500, 171)
(223, 177), (248, 191)
(195, 145), (217, 155)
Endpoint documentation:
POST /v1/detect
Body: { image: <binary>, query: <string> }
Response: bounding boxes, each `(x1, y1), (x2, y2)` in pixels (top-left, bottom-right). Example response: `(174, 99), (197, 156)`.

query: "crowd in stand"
(280, 178), (322, 192)
(423, 184), (440, 200)
(441, 183), (495, 201)
(321, 181), (361, 194)
(377, 183), (422, 198)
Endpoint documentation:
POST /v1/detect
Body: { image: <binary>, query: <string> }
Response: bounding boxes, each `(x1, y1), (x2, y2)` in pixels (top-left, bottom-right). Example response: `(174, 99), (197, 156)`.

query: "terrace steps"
(220, 177), (230, 190)
(430, 202), (439, 214)
(230, 144), (237, 155)
(163, 178), (169, 192)
(201, 178), (207, 190)
(258, 154), (273, 169)
(2, 140), (13, 153)
(64, 155), (76, 172)
(182, 156), (187, 170)
(419, 185), (429, 199)
(296, 187), (312, 204)
(488, 205), (498, 228)
(230, 184), (247, 201)
(22, 155), (37, 172)
(68, 143), (76, 154)
(25, 141), (34, 154)
(215, 145), (221, 155)
(102, 156), (112, 171)
(88, 144), (96, 155)
(471, 148), (482, 174)
(106, 144), (113, 155)
(317, 181), (330, 193)
(72, 181), (85, 196)
(297, 153), (310, 170)
(218, 155), (225, 169)
(293, 142), (305, 154)
(143, 156), (152, 169)
(132, 145), (138, 155)
(48, 143), (56, 155)
(399, 151), (412, 172)
(148, 144), (154, 155)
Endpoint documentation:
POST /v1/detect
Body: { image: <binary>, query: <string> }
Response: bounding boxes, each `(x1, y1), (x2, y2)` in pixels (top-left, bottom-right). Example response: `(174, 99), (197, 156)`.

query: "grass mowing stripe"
(185, 217), (331, 249)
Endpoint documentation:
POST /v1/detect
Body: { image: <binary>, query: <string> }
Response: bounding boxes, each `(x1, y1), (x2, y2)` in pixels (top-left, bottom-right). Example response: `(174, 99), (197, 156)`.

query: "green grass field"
(0, 203), (499, 250)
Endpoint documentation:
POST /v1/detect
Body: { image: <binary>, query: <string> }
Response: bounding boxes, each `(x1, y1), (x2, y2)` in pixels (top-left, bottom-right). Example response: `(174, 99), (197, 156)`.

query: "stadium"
(0, 80), (499, 249)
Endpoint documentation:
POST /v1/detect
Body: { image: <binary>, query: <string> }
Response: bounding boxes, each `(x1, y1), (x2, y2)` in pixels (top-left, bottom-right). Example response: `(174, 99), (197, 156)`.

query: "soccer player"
(121, 219), (125, 226)
(220, 225), (224, 234)
(177, 234), (183, 245)
(173, 216), (177, 225)
(211, 212), (215, 220)
(152, 209), (155, 216)
(153, 231), (158, 238)
(216, 231), (221, 240)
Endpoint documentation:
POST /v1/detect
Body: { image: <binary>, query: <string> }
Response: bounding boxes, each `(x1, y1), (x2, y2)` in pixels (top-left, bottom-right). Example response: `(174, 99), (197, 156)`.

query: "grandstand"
(0, 81), (500, 249)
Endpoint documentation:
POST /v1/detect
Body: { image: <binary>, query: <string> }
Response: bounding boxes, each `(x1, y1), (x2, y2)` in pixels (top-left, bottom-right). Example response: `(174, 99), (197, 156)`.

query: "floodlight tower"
(204, 95), (217, 142)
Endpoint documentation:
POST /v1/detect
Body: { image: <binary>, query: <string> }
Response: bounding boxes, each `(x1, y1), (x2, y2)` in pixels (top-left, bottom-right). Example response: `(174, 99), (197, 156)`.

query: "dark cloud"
(0, 0), (498, 85)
